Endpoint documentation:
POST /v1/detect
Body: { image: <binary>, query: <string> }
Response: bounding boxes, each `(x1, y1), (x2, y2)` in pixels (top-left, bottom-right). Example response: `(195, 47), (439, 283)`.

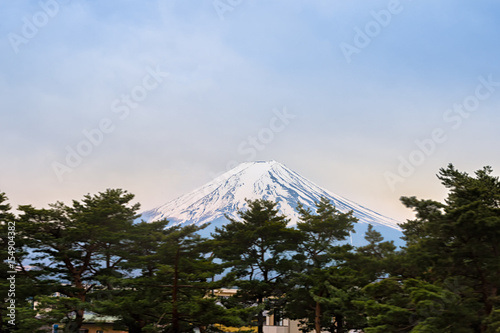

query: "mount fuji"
(141, 161), (404, 246)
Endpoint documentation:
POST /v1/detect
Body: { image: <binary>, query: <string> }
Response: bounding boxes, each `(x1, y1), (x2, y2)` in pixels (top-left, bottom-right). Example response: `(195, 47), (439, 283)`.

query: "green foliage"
(3, 164), (499, 332)
(361, 277), (481, 333)
(361, 164), (500, 332)
(211, 199), (298, 333)
(285, 197), (398, 333)
(284, 198), (359, 333)
(14, 189), (140, 332)
(0, 192), (52, 332)
(92, 220), (241, 333)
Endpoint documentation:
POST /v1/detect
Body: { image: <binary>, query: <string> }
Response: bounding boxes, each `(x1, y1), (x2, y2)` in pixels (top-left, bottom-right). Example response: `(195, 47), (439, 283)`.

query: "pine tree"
(284, 197), (359, 333)
(94, 220), (240, 333)
(154, 223), (223, 333)
(361, 164), (500, 332)
(0, 192), (53, 332)
(15, 189), (140, 332)
(91, 219), (171, 333)
(211, 199), (298, 333)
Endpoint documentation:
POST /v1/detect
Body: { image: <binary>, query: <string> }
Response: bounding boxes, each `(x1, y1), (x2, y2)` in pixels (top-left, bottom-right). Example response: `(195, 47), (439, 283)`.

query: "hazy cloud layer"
(1, 0), (500, 221)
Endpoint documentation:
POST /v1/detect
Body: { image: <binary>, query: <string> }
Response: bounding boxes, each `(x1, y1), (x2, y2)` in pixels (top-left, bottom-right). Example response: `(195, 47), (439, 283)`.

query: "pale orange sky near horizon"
(1, 0), (500, 223)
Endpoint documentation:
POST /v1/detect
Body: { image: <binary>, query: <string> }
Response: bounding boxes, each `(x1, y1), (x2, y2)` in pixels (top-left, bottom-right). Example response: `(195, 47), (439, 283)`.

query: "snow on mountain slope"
(141, 161), (401, 230)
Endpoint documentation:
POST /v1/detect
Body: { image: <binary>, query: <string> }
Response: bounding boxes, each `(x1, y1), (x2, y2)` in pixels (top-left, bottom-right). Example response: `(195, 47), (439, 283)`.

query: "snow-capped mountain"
(142, 161), (401, 232)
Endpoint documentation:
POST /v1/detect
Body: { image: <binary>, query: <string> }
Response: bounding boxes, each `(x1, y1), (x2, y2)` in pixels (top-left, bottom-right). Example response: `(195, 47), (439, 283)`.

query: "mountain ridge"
(141, 160), (401, 231)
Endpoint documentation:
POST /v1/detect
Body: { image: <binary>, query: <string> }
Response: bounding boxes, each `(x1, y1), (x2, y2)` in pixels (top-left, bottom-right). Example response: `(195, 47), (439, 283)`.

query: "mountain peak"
(252, 160), (276, 163)
(233, 160), (280, 172)
(142, 161), (401, 231)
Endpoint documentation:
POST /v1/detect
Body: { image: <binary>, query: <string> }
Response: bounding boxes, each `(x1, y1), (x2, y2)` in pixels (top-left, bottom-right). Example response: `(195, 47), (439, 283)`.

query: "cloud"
(0, 0), (499, 223)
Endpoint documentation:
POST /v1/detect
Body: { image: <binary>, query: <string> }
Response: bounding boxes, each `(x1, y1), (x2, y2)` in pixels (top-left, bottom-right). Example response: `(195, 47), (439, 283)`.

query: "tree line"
(0, 164), (499, 333)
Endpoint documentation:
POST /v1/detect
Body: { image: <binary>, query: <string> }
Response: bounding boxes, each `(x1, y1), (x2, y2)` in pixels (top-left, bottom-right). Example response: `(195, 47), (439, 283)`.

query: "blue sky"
(2, 0), (500, 222)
